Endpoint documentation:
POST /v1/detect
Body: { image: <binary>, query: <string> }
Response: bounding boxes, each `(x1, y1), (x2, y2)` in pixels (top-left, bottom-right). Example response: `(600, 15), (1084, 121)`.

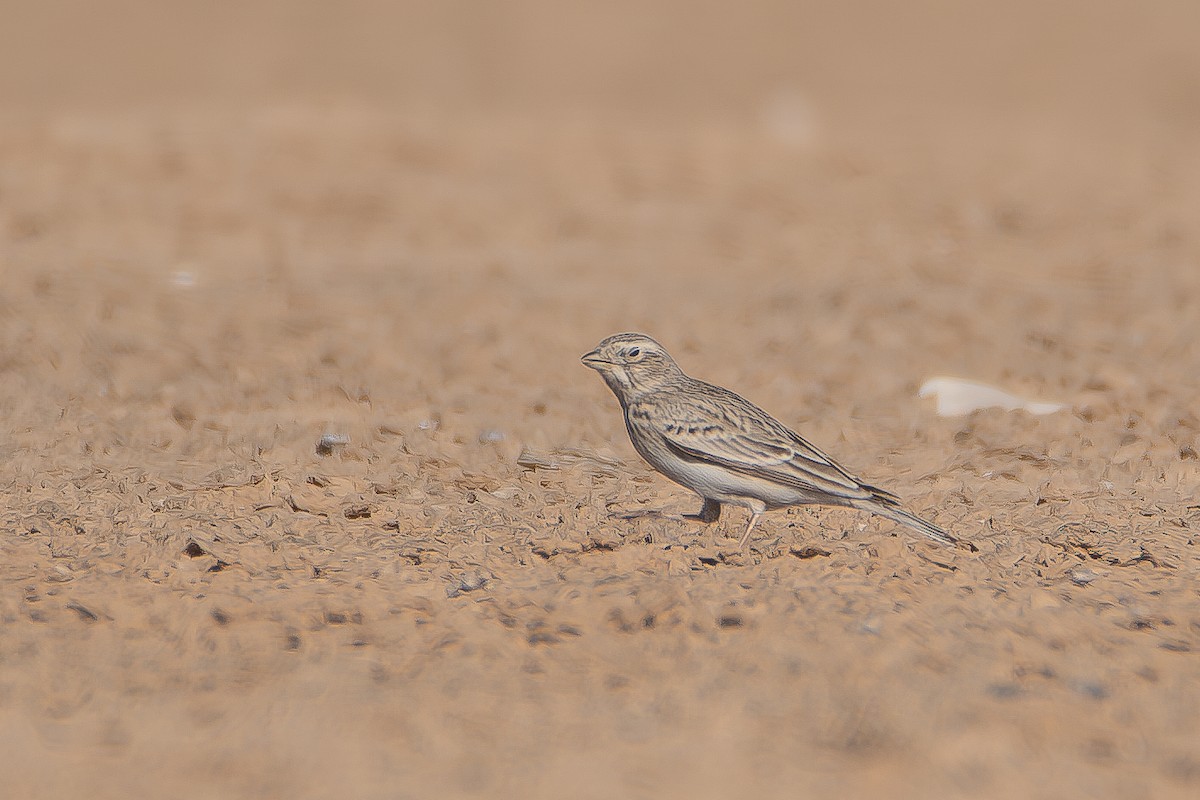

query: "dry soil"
(2, 2), (1200, 798)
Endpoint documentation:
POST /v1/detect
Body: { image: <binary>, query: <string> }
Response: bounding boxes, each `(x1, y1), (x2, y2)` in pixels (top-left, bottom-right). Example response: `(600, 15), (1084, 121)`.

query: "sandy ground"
(2, 2), (1200, 798)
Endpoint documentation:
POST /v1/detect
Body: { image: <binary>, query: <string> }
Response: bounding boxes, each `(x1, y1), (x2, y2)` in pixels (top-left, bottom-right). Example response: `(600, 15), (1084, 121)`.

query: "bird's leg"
(683, 498), (721, 524)
(737, 510), (763, 549)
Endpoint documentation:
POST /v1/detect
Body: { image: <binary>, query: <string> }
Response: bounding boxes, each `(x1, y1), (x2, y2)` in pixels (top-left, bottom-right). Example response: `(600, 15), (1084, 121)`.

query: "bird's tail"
(857, 497), (958, 547)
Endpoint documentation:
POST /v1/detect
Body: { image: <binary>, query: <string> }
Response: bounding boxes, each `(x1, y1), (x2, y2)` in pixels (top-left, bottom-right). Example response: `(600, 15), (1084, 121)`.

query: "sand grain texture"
(2, 2), (1200, 798)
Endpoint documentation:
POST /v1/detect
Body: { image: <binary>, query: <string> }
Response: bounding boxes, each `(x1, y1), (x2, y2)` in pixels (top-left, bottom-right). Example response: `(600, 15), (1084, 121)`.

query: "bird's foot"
(682, 498), (722, 524)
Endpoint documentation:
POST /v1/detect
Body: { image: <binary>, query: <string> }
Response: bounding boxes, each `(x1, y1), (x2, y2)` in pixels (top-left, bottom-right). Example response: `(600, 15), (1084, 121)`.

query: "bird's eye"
(627, 347), (641, 358)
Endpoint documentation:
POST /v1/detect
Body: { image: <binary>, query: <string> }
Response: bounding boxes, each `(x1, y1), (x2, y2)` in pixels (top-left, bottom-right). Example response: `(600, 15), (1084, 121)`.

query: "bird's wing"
(635, 386), (877, 501)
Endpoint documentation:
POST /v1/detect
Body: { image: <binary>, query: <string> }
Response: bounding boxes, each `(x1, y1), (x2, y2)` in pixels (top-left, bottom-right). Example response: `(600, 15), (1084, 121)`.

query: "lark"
(581, 333), (958, 549)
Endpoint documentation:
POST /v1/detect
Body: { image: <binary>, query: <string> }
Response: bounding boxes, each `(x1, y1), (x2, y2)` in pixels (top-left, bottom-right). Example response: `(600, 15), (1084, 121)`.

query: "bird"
(580, 332), (959, 549)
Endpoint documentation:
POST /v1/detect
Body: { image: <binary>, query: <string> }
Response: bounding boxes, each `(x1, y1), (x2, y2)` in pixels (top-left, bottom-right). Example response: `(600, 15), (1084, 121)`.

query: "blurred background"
(3, 0), (1199, 128)
(5, 0), (1199, 432)
(4, 3), (1200, 799)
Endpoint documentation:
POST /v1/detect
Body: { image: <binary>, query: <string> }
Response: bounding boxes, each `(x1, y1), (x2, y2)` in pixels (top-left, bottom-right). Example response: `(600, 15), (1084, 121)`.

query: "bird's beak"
(580, 349), (609, 370)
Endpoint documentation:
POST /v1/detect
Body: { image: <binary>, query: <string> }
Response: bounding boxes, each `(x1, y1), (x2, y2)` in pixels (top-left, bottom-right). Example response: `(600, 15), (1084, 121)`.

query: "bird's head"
(581, 333), (683, 397)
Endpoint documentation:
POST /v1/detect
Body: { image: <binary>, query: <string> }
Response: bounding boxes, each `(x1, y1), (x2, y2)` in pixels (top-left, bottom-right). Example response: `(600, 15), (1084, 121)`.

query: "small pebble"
(1068, 568), (1100, 586)
(447, 570), (489, 598)
(1069, 680), (1110, 700)
(316, 433), (350, 456)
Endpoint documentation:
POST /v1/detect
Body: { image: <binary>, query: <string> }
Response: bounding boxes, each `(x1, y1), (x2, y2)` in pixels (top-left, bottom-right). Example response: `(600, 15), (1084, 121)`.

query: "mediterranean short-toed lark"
(581, 332), (958, 548)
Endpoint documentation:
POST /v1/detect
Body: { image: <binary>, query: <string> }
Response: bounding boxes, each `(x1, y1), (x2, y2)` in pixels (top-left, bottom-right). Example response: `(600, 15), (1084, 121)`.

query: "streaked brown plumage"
(581, 332), (958, 548)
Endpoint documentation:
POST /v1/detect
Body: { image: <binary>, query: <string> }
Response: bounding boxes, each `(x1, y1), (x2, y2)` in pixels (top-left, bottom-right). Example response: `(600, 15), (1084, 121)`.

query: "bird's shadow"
(608, 506), (744, 550)
(611, 508), (690, 522)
